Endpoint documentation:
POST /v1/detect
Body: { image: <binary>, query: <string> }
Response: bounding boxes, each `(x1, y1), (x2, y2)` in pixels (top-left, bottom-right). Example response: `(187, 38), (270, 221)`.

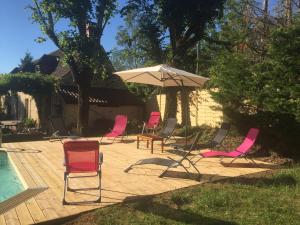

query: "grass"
(63, 165), (300, 225)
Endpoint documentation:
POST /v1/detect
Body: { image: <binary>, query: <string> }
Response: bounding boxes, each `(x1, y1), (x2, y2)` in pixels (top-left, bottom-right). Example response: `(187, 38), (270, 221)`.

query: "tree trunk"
(285, 0), (292, 25)
(163, 87), (178, 120)
(34, 95), (51, 130)
(263, 0), (269, 14)
(180, 89), (191, 126)
(77, 85), (90, 136)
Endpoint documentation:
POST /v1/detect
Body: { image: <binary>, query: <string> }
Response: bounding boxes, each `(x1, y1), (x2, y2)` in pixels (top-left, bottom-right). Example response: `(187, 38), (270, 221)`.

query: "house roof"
(58, 85), (144, 107)
(9, 50), (143, 107)
(11, 49), (126, 89)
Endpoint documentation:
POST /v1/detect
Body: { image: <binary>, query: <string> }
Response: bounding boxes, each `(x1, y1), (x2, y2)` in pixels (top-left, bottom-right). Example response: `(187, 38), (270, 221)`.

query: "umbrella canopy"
(114, 64), (209, 87)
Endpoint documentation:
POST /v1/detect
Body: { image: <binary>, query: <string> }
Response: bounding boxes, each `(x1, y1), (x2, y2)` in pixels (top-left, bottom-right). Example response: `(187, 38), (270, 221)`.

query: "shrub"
(23, 118), (37, 128)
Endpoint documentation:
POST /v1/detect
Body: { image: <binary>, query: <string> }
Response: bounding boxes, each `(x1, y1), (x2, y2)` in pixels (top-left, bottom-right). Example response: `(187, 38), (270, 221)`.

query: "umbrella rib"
(163, 72), (182, 86)
(171, 74), (204, 86)
(124, 72), (163, 85)
(124, 72), (144, 82)
(182, 75), (204, 86)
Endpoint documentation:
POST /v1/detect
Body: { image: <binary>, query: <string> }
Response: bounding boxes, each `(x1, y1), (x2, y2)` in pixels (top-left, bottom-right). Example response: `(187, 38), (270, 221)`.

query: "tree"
(122, 0), (226, 125)
(29, 0), (117, 135)
(206, 1), (300, 157)
(19, 51), (34, 68)
(112, 3), (165, 102)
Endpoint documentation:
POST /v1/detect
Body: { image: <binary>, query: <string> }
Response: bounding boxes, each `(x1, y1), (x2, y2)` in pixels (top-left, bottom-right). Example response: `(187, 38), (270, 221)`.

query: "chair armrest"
(99, 152), (104, 165)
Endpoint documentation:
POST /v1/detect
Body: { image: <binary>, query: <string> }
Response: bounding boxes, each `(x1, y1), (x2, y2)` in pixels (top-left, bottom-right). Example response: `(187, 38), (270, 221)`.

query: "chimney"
(86, 22), (97, 38)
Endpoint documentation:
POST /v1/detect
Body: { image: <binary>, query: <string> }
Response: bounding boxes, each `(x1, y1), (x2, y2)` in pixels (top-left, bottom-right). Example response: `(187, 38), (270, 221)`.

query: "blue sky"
(0, 0), (125, 73)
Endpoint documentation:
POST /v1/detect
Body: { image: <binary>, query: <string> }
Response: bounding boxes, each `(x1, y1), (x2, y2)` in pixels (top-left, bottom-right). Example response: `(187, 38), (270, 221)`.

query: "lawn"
(64, 165), (300, 225)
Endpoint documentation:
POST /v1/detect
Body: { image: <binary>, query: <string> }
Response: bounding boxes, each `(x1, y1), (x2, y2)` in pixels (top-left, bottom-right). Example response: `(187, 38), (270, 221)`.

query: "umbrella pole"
(185, 88), (188, 146)
(159, 87), (162, 113)
(180, 81), (188, 147)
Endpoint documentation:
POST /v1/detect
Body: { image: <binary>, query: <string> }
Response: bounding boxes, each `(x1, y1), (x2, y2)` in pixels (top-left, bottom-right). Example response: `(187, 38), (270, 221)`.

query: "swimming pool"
(0, 151), (25, 202)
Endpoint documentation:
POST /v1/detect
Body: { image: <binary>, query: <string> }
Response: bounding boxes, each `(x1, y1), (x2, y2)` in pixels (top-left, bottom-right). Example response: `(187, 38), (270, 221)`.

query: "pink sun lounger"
(101, 115), (128, 143)
(200, 128), (260, 164)
(142, 111), (161, 134)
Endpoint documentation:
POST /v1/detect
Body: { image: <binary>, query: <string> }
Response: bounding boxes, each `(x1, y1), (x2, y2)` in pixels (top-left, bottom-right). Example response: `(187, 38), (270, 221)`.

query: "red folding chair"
(63, 140), (103, 204)
(142, 111), (161, 134)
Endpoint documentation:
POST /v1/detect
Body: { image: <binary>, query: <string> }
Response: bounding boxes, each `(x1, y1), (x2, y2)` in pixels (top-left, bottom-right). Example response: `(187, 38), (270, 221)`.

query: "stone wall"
(154, 89), (223, 127)
(63, 104), (144, 129)
(10, 92), (143, 130)
(8, 92), (40, 124)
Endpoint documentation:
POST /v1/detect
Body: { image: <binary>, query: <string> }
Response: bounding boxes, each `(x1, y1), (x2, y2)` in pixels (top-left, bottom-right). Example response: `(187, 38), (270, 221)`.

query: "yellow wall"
(17, 92), (40, 124)
(157, 89), (223, 127)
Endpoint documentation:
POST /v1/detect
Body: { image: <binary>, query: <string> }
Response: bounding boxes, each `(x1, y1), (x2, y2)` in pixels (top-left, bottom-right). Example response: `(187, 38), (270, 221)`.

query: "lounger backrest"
(161, 118), (177, 135)
(63, 140), (99, 173)
(212, 123), (230, 145)
(147, 111), (161, 129)
(190, 132), (202, 150)
(112, 115), (128, 134)
(235, 128), (260, 154)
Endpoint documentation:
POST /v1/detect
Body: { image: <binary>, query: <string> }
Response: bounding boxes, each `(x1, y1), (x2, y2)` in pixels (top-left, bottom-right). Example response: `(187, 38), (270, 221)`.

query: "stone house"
(7, 50), (144, 132)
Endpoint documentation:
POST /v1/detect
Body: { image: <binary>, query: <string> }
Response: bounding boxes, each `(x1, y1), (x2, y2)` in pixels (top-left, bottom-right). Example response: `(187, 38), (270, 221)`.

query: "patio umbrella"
(114, 64), (209, 145)
(114, 64), (208, 87)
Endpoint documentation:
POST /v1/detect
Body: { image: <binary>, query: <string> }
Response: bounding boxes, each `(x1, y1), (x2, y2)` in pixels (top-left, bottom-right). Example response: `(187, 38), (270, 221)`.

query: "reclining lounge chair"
(124, 132), (202, 180)
(159, 118), (177, 143)
(199, 128), (260, 165)
(142, 111), (161, 134)
(100, 115), (128, 143)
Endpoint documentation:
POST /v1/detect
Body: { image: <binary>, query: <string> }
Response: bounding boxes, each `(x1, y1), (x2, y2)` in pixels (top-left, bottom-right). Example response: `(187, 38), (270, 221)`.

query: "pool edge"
(0, 149), (48, 215)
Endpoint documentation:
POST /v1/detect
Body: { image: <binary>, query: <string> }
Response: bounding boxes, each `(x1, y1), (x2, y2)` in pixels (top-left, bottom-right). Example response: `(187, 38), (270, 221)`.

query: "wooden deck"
(0, 137), (272, 224)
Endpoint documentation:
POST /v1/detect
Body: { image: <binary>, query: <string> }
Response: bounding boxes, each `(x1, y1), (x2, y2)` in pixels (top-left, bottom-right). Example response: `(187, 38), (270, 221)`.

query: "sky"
(0, 0), (125, 73)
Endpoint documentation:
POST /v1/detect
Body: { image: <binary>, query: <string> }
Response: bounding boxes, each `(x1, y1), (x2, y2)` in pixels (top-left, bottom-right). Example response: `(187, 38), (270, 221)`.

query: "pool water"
(0, 152), (25, 202)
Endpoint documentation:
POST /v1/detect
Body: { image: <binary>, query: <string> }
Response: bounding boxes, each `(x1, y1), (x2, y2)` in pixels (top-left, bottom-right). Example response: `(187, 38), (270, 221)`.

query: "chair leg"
(227, 157), (238, 165)
(124, 160), (142, 173)
(245, 156), (258, 165)
(62, 173), (68, 205)
(220, 156), (225, 163)
(159, 160), (195, 180)
(95, 170), (102, 203)
(99, 136), (104, 143)
(159, 164), (175, 178)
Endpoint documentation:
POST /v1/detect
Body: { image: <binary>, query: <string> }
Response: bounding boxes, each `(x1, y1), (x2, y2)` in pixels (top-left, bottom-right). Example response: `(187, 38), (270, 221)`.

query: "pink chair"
(101, 115), (128, 143)
(63, 140), (103, 204)
(200, 128), (260, 165)
(142, 112), (161, 134)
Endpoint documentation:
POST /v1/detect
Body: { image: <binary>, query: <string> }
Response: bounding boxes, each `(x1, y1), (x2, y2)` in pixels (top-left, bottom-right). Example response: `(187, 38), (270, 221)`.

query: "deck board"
(1, 136), (272, 224)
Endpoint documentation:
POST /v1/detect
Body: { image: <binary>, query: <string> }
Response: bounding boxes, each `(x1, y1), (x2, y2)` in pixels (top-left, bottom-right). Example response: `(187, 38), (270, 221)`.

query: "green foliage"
(196, 0), (300, 158)
(126, 83), (156, 102)
(29, 0), (117, 81)
(0, 73), (56, 96)
(210, 16), (300, 122)
(116, 0), (226, 119)
(23, 118), (37, 128)
(111, 3), (164, 101)
(29, 1), (118, 131)
(210, 52), (255, 111)
(19, 51), (33, 67)
(256, 23), (300, 121)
